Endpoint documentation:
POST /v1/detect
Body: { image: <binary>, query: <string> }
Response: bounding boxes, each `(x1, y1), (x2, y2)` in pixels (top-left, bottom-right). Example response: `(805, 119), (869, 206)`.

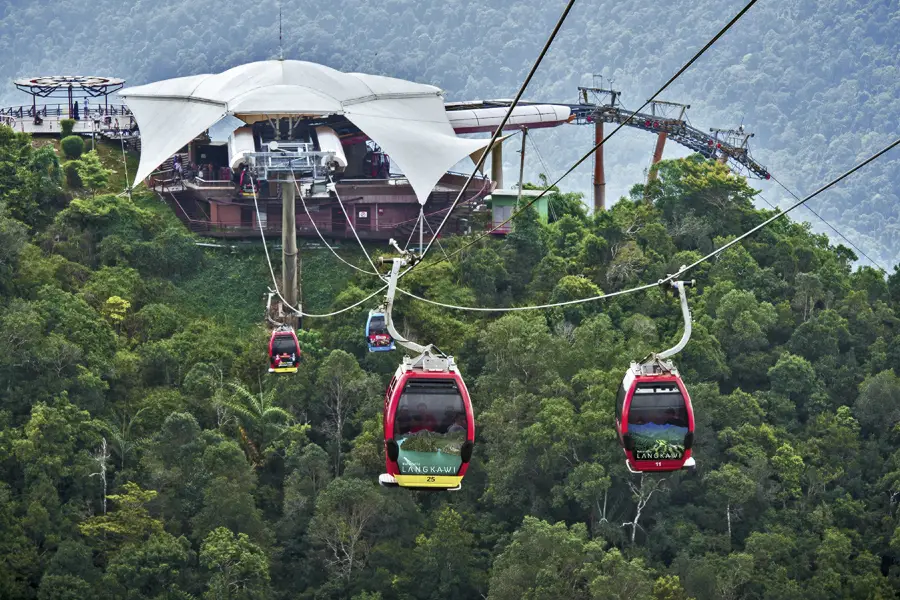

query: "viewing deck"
(0, 103), (136, 139)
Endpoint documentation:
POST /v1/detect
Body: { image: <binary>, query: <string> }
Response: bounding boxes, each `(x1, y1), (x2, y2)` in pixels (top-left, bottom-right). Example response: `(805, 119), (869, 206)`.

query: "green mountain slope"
(3, 122), (900, 598)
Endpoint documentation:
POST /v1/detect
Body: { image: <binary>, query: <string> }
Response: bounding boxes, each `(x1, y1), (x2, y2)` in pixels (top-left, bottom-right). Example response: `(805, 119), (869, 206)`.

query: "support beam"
(647, 131), (667, 183)
(593, 121), (605, 212)
(491, 143), (503, 189)
(418, 206), (424, 256)
(517, 128), (528, 206)
(281, 179), (299, 326)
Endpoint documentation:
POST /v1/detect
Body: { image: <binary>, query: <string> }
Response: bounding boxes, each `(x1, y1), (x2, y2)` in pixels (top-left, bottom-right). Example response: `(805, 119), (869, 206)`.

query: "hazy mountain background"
(1, 0), (897, 266)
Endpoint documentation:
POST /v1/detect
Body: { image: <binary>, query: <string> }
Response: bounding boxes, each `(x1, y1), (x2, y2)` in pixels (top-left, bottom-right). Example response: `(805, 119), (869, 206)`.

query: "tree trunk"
(334, 414), (343, 476)
(726, 502), (732, 544)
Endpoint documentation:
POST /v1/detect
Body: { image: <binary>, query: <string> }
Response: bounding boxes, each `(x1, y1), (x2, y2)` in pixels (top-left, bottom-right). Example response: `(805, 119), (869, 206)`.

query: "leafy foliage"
(1, 117), (900, 599)
(60, 136), (84, 160)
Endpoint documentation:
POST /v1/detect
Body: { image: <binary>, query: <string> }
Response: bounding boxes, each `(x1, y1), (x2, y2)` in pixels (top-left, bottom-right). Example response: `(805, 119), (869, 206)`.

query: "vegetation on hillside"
(3, 124), (900, 599)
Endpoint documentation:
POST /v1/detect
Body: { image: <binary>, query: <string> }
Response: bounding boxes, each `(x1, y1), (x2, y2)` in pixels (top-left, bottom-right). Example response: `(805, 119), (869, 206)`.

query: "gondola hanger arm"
(384, 258), (427, 355)
(656, 279), (694, 360)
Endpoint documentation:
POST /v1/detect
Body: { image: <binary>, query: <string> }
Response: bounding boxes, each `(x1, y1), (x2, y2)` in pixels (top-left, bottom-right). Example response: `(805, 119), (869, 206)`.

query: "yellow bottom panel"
(270, 366), (298, 374)
(395, 474), (462, 489)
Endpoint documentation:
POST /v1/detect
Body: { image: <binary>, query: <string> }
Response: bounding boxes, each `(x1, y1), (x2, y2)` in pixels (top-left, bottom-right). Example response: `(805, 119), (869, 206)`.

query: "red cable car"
(379, 355), (474, 491)
(363, 149), (391, 179)
(268, 327), (301, 374)
(615, 363), (695, 473)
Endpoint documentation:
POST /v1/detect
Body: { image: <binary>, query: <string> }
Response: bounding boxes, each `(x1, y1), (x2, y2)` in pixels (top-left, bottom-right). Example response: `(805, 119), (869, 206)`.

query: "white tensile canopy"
(119, 60), (494, 204)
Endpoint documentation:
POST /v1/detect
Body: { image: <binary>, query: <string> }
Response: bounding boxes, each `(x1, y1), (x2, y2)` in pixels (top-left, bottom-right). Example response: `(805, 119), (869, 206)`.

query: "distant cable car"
(363, 149), (390, 179)
(615, 279), (696, 473)
(238, 166), (260, 196)
(379, 355), (475, 491)
(366, 310), (395, 352)
(616, 365), (695, 473)
(268, 326), (301, 374)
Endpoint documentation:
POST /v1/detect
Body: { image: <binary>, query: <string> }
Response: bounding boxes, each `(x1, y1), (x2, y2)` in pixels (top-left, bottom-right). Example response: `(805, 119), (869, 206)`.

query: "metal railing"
(188, 177), (235, 189)
(245, 150), (336, 180)
(0, 103), (132, 119)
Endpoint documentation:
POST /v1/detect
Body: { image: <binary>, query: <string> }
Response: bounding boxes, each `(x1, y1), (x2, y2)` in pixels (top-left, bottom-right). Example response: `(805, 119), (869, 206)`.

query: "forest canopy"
(2, 124), (900, 599)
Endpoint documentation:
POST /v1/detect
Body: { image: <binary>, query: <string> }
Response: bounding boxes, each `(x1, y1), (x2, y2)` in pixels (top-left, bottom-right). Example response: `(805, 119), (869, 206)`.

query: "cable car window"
(369, 316), (387, 335)
(393, 379), (466, 476)
(272, 337), (297, 355)
(627, 383), (688, 461)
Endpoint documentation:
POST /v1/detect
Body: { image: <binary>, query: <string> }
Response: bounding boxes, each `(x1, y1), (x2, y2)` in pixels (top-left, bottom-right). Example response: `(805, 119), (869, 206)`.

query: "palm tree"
(103, 406), (149, 470)
(216, 382), (292, 466)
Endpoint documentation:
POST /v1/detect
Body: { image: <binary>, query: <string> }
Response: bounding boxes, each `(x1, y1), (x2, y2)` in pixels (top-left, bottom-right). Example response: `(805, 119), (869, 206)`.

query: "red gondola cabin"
(380, 357), (474, 491)
(615, 364), (695, 473)
(268, 328), (301, 374)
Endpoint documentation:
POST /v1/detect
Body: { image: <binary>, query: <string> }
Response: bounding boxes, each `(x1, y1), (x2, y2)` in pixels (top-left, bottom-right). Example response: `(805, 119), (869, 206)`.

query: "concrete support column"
(281, 179), (299, 326)
(491, 143), (504, 189)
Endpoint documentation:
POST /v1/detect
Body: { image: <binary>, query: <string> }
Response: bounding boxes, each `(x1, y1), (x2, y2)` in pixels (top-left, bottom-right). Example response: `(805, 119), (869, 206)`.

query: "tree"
(316, 350), (375, 474)
(64, 160), (82, 188)
(548, 275), (602, 325)
(59, 119), (76, 137)
(503, 198), (546, 297)
(200, 527), (270, 600)
(60, 135), (84, 159)
(409, 507), (483, 600)
(854, 370), (900, 435)
(191, 438), (270, 546)
(705, 464), (756, 543)
(589, 548), (655, 600)
(308, 478), (386, 581)
(103, 532), (195, 600)
(101, 295), (131, 329)
(216, 382), (291, 465)
(622, 473), (668, 545)
(488, 517), (598, 600)
(76, 150), (112, 197)
(770, 443), (805, 506)
(78, 482), (163, 552)
(652, 575), (694, 600)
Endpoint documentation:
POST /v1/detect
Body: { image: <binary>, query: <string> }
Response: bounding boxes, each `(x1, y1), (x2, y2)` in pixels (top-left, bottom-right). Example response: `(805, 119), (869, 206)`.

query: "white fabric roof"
(119, 60), (492, 204)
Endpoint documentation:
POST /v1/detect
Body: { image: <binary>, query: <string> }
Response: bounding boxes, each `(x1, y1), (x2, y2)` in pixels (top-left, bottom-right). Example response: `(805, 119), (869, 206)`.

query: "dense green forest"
(4, 124), (900, 599)
(1, 0), (898, 265)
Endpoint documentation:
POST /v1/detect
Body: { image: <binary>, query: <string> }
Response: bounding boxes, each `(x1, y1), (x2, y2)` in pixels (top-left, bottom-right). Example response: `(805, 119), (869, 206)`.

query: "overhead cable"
(411, 0), (760, 273)
(397, 136), (900, 312)
(291, 175), (379, 275)
(414, 0), (579, 265)
(659, 137), (900, 285)
(326, 175), (385, 277)
(768, 173), (888, 272)
(247, 172), (387, 318)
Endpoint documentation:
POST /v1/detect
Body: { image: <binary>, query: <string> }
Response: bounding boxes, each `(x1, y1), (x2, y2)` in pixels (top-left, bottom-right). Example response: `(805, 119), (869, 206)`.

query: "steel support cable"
(326, 174), (385, 278)
(411, 0), (579, 268)
(395, 137), (900, 312)
(287, 169), (381, 276)
(298, 187), (380, 275)
(768, 173), (888, 272)
(526, 133), (558, 220)
(423, 214), (451, 262)
(247, 172), (387, 317)
(402, 212), (418, 253)
(660, 136), (900, 284)
(409, 0), (760, 275)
